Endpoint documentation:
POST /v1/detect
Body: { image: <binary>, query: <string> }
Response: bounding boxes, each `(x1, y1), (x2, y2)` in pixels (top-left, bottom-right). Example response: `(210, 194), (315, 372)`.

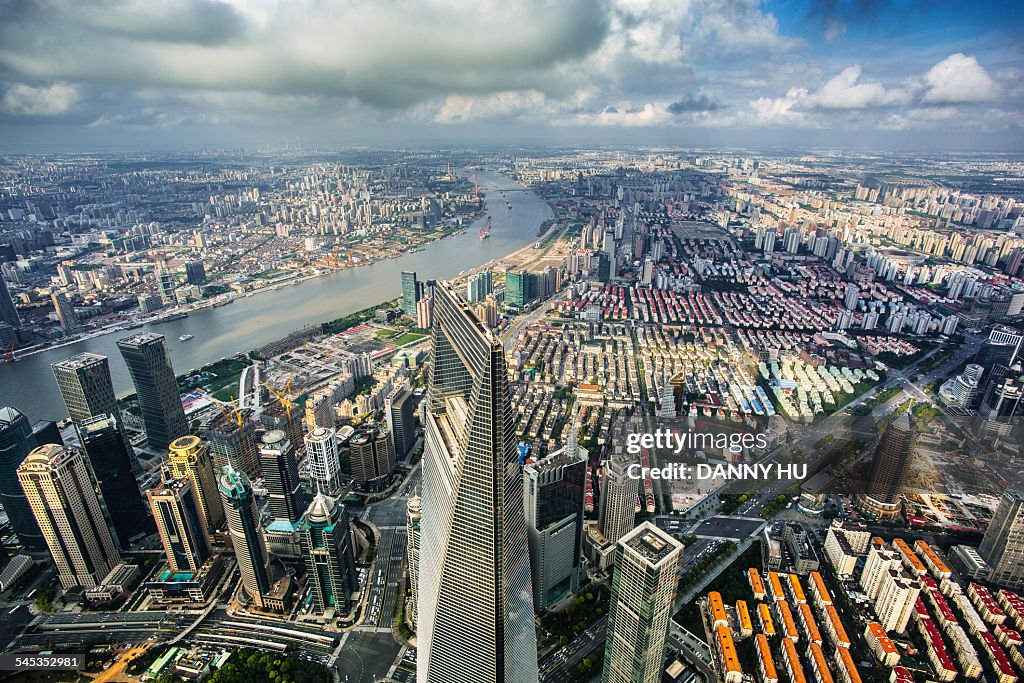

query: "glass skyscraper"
(297, 493), (358, 615)
(0, 407), (44, 552)
(117, 332), (188, 451)
(417, 281), (538, 683)
(218, 465), (270, 608)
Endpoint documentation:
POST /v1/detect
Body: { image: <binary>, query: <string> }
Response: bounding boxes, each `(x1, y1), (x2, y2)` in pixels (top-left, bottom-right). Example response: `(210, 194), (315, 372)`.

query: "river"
(0, 170), (552, 421)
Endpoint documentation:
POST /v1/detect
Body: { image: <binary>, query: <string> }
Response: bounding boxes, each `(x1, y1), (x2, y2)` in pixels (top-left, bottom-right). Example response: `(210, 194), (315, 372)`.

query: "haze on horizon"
(0, 0), (1022, 153)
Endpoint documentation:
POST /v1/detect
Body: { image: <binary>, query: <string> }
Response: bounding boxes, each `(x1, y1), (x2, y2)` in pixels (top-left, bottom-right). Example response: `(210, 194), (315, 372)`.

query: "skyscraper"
(218, 465), (271, 608)
(600, 522), (683, 683)
(259, 400), (304, 458)
(168, 435), (225, 531)
(857, 415), (916, 520)
(259, 430), (305, 523)
(117, 333), (188, 451)
(184, 260), (207, 286)
(406, 495), (422, 630)
(348, 427), (395, 492)
(417, 281), (538, 683)
(297, 493), (358, 615)
(402, 270), (420, 317)
(50, 291), (79, 333)
(599, 455), (638, 545)
(305, 427), (343, 497)
(980, 491), (1024, 590)
(523, 442), (588, 611)
(77, 414), (152, 546)
(51, 352), (135, 465)
(0, 275), (20, 328)
(18, 444), (122, 590)
(148, 478), (212, 574)
(0, 407), (44, 552)
(385, 386), (417, 461)
(466, 270), (493, 303)
(203, 411), (259, 479)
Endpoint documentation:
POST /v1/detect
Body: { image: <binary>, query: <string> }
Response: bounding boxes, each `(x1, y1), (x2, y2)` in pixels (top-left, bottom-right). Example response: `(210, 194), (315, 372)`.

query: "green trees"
(207, 649), (331, 683)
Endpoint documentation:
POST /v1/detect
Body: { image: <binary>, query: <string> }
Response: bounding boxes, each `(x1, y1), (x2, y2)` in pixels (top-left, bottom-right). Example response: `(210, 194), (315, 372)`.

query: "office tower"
(406, 495), (421, 630)
(980, 491), (1024, 590)
(601, 522), (684, 683)
(184, 260), (207, 286)
(0, 407), (44, 552)
(385, 387), (416, 461)
(523, 442), (588, 611)
(259, 400), (304, 458)
(466, 270), (493, 303)
(402, 270), (419, 317)
(218, 465), (270, 608)
(297, 493), (358, 615)
(117, 333), (188, 451)
(51, 353), (136, 465)
(977, 325), (1023, 370)
(857, 415), (916, 520)
(506, 270), (529, 308)
(148, 478), (212, 573)
(417, 281), (538, 683)
(260, 430), (305, 523)
(599, 455), (638, 545)
(168, 435), (225, 531)
(0, 275), (20, 328)
(305, 427), (342, 497)
(18, 444), (122, 590)
(77, 414), (152, 546)
(156, 264), (177, 304)
(50, 291), (79, 333)
(203, 411), (259, 479)
(348, 427), (395, 492)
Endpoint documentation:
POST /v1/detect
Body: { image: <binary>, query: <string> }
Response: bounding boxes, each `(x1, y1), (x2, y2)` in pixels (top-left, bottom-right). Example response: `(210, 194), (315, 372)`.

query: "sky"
(0, 0), (1022, 152)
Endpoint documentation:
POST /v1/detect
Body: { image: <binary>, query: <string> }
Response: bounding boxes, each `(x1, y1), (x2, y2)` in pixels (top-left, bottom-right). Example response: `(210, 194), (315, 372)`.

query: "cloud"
(920, 53), (999, 104)
(434, 90), (547, 124)
(2, 83), (79, 115)
(804, 65), (910, 109)
(667, 94), (725, 114)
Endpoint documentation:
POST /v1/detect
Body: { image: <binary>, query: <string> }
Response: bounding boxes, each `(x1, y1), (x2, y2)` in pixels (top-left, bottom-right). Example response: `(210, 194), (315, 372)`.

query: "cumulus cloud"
(667, 94), (725, 114)
(920, 53), (999, 104)
(2, 82), (79, 115)
(804, 65), (910, 109)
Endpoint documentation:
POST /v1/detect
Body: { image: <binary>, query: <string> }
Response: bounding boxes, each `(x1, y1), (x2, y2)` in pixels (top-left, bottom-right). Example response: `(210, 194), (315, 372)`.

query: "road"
(539, 616), (606, 683)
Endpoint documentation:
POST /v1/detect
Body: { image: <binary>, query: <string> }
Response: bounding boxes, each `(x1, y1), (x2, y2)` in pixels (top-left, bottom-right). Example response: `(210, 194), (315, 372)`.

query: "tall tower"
(51, 352), (136, 466)
(77, 414), (152, 546)
(0, 407), (45, 552)
(305, 427), (342, 497)
(980, 490), (1024, 590)
(259, 430), (304, 523)
(401, 271), (419, 317)
(417, 282), (538, 683)
(117, 333), (188, 451)
(857, 415), (916, 520)
(0, 276), (21, 328)
(406, 495), (422, 630)
(168, 436), (225, 531)
(148, 478), (212, 573)
(297, 493), (358, 615)
(523, 441), (588, 611)
(218, 465), (270, 608)
(348, 427), (395, 492)
(599, 455), (638, 545)
(18, 444), (122, 590)
(601, 522), (684, 683)
(50, 291), (80, 333)
(203, 412), (259, 479)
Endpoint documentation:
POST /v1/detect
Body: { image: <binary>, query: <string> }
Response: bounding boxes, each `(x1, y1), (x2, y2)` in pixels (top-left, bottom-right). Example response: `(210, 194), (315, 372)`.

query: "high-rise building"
(406, 495), (422, 630)
(184, 260), (207, 286)
(218, 465), (270, 608)
(417, 281), (538, 683)
(402, 271), (420, 317)
(259, 400), (304, 458)
(50, 291), (79, 333)
(0, 275), (20, 328)
(980, 491), (1024, 590)
(600, 522), (684, 683)
(348, 427), (395, 492)
(156, 264), (177, 305)
(466, 270), (493, 303)
(260, 430), (305, 523)
(0, 407), (44, 552)
(523, 442), (588, 611)
(51, 352), (136, 467)
(203, 411), (259, 479)
(599, 455), (638, 545)
(857, 415), (916, 520)
(385, 387), (417, 461)
(148, 478), (212, 574)
(168, 435), (225, 531)
(117, 333), (188, 451)
(305, 427), (343, 497)
(297, 494), (358, 615)
(18, 444), (122, 589)
(77, 414), (152, 546)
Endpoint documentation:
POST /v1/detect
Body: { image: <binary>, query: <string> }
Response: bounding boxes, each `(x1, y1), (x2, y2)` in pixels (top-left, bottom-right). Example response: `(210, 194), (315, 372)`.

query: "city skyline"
(0, 1), (1021, 152)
